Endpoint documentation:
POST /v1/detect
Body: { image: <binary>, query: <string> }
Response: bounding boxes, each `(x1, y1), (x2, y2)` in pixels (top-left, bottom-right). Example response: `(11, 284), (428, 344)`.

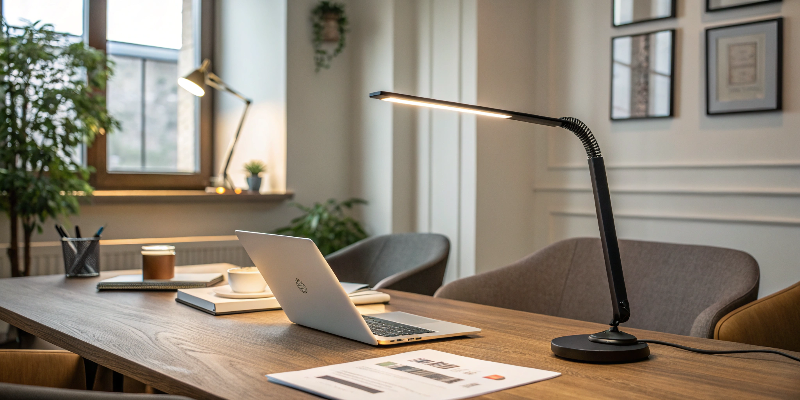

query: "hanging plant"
(311, 1), (348, 72)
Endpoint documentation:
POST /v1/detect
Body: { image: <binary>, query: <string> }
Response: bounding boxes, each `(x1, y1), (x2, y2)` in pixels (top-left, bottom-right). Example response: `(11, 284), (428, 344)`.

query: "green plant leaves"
(273, 198), (368, 256)
(311, 1), (348, 72)
(0, 20), (119, 274)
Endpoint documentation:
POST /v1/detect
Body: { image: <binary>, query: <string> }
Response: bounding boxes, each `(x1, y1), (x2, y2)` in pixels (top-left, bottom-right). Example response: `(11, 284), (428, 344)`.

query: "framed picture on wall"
(610, 29), (675, 120)
(707, 0), (781, 13)
(612, 0), (676, 27)
(706, 18), (782, 115)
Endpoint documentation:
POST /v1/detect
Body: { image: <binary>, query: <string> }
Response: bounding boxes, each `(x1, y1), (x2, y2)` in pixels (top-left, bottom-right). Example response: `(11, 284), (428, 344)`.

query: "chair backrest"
(715, 279), (800, 352)
(325, 233), (450, 296)
(434, 237), (759, 338)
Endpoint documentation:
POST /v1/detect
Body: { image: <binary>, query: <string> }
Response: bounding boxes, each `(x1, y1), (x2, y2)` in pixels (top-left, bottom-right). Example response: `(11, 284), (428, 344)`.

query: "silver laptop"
(236, 230), (480, 346)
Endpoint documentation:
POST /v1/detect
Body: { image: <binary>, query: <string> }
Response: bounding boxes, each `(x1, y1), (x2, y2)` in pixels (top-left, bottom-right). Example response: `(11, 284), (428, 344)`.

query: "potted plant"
(274, 198), (367, 256)
(0, 20), (119, 277)
(311, 1), (348, 72)
(244, 160), (267, 193)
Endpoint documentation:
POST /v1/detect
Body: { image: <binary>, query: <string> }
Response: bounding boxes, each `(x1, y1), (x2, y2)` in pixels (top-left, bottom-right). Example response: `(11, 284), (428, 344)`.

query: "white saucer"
(213, 285), (273, 299)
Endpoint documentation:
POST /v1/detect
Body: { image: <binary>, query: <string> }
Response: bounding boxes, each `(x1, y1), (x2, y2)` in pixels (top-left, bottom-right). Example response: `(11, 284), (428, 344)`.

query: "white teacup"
(227, 267), (268, 293)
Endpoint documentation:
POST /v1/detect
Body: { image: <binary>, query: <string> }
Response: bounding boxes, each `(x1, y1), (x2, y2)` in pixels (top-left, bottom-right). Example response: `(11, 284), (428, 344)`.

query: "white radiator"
(0, 236), (254, 278)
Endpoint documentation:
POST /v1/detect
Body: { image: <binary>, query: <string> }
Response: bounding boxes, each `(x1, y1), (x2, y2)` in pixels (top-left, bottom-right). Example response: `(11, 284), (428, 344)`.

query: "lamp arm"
(206, 73), (253, 103)
(202, 72), (253, 188)
(559, 117), (629, 327)
(220, 100), (252, 189)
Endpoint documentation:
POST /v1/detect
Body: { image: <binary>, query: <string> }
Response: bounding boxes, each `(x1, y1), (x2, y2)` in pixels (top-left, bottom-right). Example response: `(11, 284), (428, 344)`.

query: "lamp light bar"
(382, 97), (511, 119)
(369, 91), (563, 127)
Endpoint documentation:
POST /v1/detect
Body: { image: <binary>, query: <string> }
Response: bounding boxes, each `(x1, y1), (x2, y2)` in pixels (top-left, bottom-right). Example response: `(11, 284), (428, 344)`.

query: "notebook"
(97, 273), (224, 290)
(177, 285), (391, 315)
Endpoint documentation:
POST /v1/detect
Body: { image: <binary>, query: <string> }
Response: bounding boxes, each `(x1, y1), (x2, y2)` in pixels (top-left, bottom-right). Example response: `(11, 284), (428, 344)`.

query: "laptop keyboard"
(363, 315), (436, 337)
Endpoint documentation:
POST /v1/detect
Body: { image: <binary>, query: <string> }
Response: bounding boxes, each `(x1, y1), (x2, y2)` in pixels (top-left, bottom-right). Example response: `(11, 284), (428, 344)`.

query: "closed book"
(97, 273), (224, 290)
(177, 286), (391, 315)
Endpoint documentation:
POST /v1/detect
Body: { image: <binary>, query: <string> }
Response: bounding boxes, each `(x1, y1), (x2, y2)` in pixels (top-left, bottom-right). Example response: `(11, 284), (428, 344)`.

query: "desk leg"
(112, 370), (124, 392)
(84, 359), (98, 390)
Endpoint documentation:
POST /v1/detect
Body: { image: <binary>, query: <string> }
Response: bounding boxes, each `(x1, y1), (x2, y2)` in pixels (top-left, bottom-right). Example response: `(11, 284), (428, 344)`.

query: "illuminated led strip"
(381, 97), (511, 119)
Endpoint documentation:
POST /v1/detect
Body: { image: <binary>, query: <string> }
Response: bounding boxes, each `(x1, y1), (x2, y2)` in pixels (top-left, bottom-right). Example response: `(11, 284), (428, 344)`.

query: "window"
(2, 0), (213, 189)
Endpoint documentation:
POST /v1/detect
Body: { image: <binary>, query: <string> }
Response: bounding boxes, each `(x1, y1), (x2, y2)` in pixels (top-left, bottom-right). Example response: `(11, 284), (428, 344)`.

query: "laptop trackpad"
(369, 311), (438, 326)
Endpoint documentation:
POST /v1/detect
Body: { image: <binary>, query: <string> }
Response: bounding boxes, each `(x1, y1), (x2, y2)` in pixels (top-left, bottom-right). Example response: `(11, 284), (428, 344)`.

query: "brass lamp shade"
(178, 68), (206, 97)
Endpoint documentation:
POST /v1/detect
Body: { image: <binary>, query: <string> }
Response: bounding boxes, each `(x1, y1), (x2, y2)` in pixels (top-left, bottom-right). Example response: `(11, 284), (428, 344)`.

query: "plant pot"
(246, 176), (262, 193)
(322, 12), (341, 42)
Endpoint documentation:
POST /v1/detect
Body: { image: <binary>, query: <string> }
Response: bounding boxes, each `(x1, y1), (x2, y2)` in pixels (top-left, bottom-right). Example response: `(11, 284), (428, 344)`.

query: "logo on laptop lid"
(295, 278), (308, 293)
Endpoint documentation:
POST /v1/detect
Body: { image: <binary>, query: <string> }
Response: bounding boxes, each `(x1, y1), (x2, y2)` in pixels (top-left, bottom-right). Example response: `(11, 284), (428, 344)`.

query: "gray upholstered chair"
(434, 237), (759, 338)
(325, 233), (450, 296)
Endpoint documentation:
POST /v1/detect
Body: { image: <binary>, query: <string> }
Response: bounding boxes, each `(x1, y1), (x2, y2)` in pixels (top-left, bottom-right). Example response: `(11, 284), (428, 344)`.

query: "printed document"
(267, 349), (560, 400)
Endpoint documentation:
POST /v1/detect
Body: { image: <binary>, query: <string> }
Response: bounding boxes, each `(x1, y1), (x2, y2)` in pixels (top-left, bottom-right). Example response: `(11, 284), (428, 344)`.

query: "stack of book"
(177, 283), (390, 315)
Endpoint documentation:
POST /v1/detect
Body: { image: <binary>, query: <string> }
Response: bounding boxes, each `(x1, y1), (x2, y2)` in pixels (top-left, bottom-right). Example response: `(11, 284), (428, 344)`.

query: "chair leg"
(112, 370), (124, 392)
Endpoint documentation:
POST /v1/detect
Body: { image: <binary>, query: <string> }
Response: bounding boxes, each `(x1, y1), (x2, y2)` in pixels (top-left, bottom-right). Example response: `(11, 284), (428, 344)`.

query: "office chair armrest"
(0, 349), (86, 389)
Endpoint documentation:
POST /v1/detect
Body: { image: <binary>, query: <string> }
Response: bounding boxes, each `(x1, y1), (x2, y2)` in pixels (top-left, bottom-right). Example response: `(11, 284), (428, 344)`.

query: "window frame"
(86, 0), (214, 190)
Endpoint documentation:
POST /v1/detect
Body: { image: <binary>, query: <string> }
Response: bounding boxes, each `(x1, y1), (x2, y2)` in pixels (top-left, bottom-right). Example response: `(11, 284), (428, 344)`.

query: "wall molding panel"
(550, 210), (800, 228)
(534, 187), (800, 197)
(547, 160), (800, 171)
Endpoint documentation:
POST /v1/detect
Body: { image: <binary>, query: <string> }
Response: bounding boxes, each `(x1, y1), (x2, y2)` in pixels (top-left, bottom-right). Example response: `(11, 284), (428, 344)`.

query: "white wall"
(286, 0), (353, 206)
(349, 0), (395, 236)
(529, 0), (800, 297)
(474, 0), (545, 274)
(414, 0), (478, 282)
(215, 0), (286, 192)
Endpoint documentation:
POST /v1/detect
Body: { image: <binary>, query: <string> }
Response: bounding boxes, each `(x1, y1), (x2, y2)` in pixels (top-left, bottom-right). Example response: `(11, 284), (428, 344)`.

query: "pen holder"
(61, 237), (101, 277)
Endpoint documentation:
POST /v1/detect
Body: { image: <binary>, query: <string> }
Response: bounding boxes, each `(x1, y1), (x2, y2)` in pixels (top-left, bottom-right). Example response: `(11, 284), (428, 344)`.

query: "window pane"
(106, 56), (143, 171)
(144, 60), (179, 171)
(2, 0), (83, 36)
(105, 0), (198, 174)
(107, 0), (182, 49)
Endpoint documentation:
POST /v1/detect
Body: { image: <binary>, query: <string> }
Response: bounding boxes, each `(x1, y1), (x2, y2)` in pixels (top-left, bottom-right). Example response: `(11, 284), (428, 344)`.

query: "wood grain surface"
(0, 264), (798, 399)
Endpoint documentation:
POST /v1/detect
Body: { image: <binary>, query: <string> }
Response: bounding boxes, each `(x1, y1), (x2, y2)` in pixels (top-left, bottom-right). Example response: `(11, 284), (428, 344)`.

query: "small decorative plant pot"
(322, 12), (341, 42)
(246, 176), (262, 193)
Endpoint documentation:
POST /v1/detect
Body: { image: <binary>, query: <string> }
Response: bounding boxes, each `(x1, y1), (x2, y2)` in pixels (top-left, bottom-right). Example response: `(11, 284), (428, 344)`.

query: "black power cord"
(639, 340), (800, 363)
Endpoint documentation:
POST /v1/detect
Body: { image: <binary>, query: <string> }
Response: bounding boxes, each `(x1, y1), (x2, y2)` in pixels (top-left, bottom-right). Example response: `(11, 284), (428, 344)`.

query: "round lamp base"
(551, 334), (650, 363)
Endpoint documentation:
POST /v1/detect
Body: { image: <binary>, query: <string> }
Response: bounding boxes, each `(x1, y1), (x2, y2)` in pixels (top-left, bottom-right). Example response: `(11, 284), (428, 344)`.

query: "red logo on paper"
(483, 375), (505, 380)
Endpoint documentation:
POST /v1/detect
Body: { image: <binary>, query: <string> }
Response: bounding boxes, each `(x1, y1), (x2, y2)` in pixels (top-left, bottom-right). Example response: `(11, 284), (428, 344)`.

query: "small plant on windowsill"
(244, 160), (267, 193)
(0, 20), (119, 277)
(311, 1), (348, 72)
(274, 198), (367, 256)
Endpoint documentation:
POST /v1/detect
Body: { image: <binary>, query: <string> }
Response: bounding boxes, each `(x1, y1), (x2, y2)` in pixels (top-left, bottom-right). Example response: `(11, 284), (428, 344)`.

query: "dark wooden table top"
(0, 264), (798, 399)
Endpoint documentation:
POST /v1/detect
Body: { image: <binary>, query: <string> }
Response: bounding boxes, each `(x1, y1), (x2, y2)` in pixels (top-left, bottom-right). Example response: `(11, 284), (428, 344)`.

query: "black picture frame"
(610, 29), (676, 121)
(705, 18), (782, 115)
(706, 0), (781, 12)
(612, 0), (676, 27)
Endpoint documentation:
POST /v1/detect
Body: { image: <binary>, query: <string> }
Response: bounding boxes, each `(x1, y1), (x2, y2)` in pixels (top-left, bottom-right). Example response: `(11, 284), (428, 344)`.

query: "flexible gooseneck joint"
(559, 117), (630, 327)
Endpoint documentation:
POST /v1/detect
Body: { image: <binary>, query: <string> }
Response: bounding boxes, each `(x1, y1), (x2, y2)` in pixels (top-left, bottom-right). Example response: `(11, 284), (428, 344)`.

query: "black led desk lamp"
(370, 91), (649, 363)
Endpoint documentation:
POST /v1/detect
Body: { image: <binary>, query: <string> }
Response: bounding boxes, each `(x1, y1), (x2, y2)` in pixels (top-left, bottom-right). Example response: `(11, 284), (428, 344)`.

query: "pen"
(75, 226), (82, 238)
(56, 225), (77, 253)
(93, 226), (105, 238)
(56, 224), (70, 238)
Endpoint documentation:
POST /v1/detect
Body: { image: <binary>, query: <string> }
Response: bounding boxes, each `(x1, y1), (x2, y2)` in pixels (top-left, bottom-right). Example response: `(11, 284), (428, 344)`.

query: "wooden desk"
(0, 264), (797, 399)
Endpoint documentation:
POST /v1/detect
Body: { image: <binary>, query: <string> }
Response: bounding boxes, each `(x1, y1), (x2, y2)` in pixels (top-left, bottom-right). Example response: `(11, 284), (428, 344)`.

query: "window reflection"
(613, 0), (673, 27)
(612, 30), (674, 119)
